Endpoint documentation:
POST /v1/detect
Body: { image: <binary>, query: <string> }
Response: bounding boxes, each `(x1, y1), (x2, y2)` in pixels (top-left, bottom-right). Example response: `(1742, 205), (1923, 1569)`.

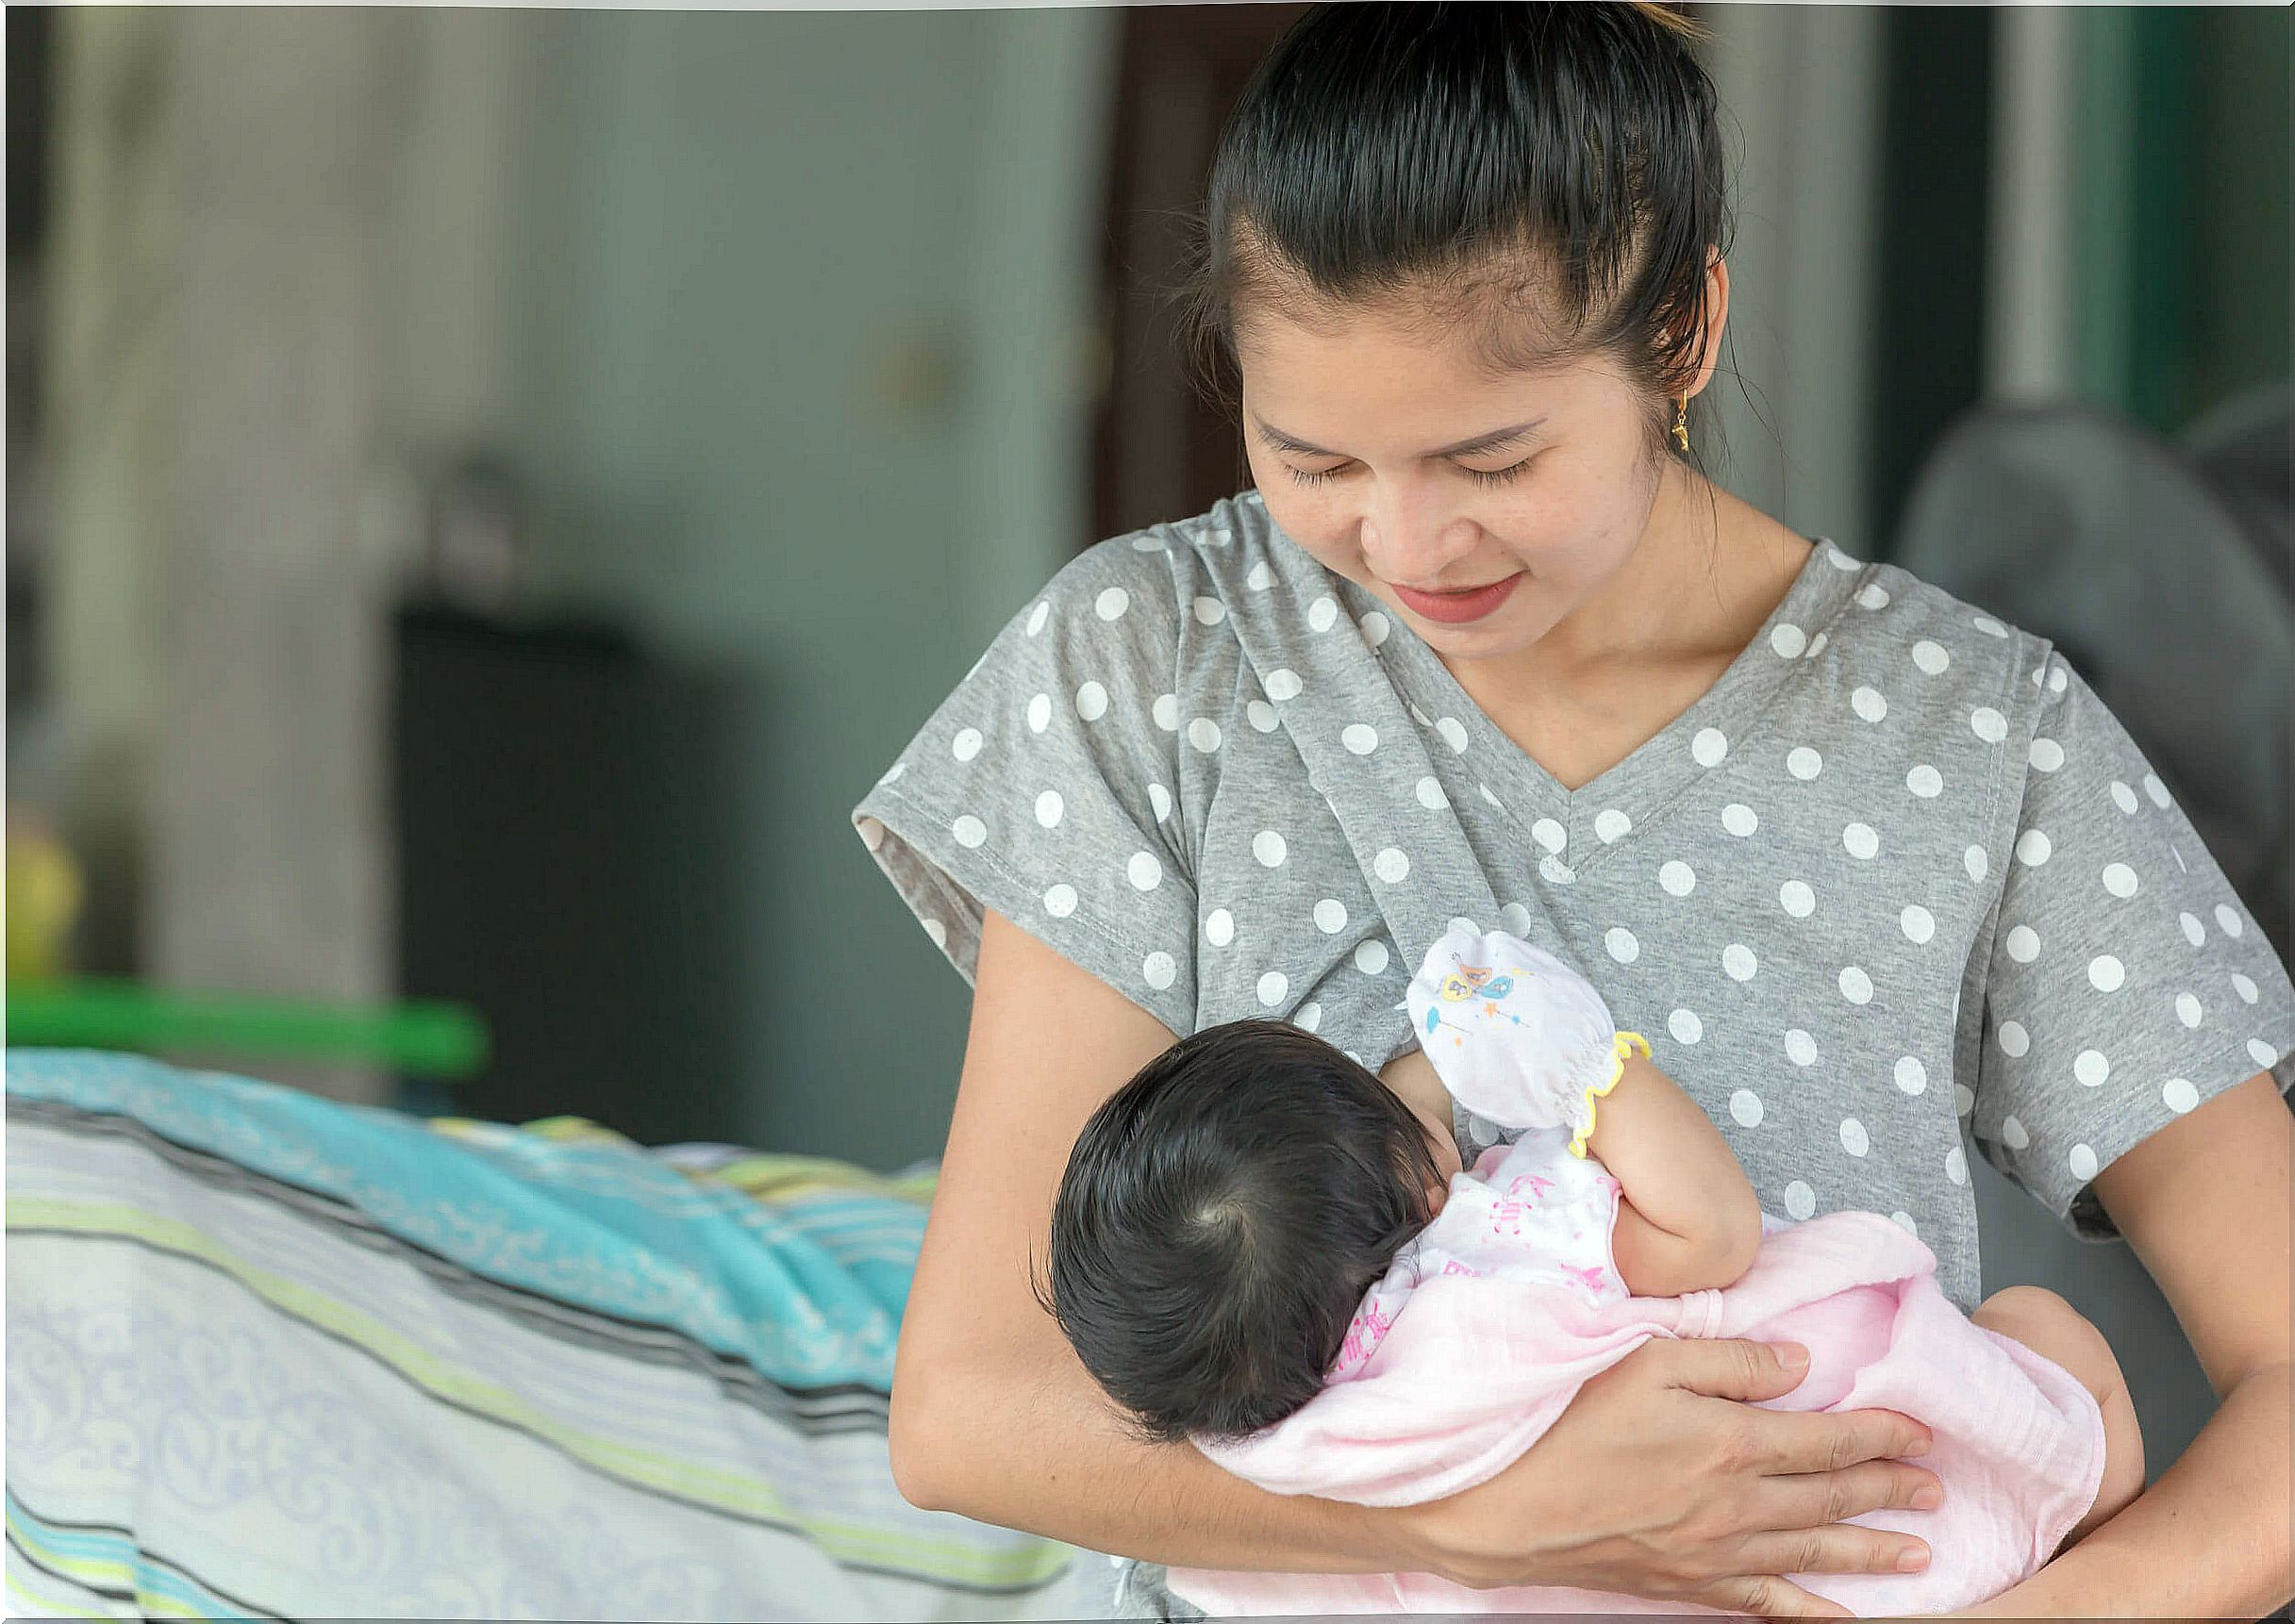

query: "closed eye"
(1286, 456), (1535, 489)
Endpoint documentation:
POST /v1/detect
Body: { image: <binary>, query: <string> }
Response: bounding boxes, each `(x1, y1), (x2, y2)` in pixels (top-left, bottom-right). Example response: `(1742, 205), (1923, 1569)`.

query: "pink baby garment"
(1164, 1122), (2107, 1618)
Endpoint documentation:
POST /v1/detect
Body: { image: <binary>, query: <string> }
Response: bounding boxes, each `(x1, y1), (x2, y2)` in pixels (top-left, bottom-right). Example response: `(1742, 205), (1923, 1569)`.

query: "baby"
(1039, 923), (2147, 1616)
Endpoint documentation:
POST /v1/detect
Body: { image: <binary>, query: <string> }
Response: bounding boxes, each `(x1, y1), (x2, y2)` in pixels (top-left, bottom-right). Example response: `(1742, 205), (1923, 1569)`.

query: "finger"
(1741, 1404), (1936, 1476)
(1752, 1457), (1945, 1535)
(1662, 1336), (1817, 1402)
(1705, 1572), (1855, 1619)
(1734, 1521), (1935, 1583)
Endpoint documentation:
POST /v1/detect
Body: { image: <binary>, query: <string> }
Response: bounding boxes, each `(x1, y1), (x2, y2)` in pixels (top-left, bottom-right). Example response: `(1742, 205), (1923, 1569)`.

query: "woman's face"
(1235, 296), (1694, 672)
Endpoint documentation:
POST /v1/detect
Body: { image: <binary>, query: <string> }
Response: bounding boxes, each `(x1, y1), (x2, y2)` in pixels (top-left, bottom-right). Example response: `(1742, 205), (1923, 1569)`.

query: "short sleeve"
(1970, 654), (2295, 1242)
(852, 537), (1200, 1039)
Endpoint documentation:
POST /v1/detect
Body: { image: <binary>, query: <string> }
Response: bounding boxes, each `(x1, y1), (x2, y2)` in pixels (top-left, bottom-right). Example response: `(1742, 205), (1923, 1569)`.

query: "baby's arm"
(1586, 1052), (1764, 1298)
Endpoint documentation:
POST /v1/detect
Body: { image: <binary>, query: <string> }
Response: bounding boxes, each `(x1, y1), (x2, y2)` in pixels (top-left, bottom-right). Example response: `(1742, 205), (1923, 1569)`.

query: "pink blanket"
(1168, 1209), (2105, 1617)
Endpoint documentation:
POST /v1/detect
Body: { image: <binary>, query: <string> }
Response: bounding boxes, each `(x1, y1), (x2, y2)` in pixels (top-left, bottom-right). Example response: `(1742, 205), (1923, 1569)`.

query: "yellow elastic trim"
(1567, 1031), (1653, 1159)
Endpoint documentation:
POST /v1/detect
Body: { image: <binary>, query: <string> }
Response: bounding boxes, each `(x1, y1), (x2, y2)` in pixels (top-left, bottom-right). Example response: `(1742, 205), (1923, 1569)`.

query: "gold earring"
(1672, 395), (1690, 453)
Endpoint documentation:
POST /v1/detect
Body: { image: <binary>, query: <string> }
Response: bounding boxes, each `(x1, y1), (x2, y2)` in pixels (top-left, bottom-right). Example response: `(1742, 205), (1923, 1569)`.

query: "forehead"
(1236, 308), (1616, 435)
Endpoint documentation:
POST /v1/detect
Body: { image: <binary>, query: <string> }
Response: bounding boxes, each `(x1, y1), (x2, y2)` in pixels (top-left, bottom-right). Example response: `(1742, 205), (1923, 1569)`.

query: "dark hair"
(1170, 1), (1740, 494)
(1031, 1019), (1447, 1447)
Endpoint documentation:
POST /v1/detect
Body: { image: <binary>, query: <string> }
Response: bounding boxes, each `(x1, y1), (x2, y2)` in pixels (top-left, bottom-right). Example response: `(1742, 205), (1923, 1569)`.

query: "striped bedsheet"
(5, 1050), (1103, 1620)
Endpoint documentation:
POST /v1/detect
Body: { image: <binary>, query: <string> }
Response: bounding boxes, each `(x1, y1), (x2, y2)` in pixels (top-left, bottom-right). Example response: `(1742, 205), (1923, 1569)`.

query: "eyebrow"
(1251, 415), (1549, 461)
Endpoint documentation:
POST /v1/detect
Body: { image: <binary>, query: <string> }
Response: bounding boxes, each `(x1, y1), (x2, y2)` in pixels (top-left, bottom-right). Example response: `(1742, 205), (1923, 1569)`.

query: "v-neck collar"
(1343, 537), (1856, 878)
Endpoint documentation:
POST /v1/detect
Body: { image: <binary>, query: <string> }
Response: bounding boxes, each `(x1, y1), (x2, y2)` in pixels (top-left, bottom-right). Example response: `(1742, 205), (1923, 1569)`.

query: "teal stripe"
(7, 1492), (263, 1618)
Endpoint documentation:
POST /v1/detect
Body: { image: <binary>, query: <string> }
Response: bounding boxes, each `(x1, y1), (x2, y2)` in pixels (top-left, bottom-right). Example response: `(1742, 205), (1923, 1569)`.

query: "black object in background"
(391, 600), (749, 1146)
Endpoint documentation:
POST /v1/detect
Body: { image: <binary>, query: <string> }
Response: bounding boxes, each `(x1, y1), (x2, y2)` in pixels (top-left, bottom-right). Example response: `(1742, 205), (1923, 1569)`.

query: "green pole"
(6, 979), (490, 1079)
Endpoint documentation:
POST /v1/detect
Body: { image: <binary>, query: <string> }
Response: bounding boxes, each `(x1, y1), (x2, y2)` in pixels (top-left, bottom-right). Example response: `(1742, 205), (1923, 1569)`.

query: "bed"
(5, 1049), (1105, 1620)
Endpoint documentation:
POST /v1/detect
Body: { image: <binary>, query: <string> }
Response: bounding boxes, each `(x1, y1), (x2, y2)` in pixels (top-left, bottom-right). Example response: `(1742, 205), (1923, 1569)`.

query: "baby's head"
(1033, 1019), (1460, 1448)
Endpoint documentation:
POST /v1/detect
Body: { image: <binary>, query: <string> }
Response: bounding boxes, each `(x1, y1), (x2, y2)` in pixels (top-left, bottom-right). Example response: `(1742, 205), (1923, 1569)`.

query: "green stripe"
(7, 1199), (1061, 1586)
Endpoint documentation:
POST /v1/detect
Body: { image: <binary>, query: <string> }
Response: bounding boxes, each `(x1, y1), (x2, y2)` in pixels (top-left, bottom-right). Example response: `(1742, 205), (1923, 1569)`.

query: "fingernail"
(1898, 1546), (1930, 1572)
(1778, 1344), (1810, 1373)
(1913, 1486), (1942, 1511)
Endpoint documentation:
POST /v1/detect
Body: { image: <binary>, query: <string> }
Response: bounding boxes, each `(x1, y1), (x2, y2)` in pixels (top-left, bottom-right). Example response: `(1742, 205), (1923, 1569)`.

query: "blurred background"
(6, 4), (2287, 1171)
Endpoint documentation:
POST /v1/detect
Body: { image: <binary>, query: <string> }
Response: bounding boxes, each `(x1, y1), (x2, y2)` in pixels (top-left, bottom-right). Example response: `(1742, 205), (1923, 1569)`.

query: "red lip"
(1390, 573), (1525, 624)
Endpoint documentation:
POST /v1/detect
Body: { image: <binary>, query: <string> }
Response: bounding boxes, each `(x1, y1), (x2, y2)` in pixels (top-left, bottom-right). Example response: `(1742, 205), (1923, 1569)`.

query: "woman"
(853, 5), (2294, 1617)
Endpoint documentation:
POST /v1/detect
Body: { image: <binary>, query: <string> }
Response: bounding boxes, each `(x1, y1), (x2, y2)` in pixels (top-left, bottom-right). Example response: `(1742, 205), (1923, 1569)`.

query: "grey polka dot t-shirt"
(853, 489), (2295, 1322)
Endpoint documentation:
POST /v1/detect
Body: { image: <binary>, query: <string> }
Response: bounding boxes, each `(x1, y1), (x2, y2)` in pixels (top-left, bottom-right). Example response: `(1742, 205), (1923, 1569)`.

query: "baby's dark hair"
(1031, 1019), (1447, 1447)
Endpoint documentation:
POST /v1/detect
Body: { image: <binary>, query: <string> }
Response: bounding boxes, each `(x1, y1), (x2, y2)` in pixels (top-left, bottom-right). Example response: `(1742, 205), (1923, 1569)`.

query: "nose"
(1358, 481), (1479, 588)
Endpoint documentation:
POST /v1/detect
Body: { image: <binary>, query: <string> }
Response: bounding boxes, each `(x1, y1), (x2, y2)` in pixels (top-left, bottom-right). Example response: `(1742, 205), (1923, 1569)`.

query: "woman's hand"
(1389, 1335), (1946, 1618)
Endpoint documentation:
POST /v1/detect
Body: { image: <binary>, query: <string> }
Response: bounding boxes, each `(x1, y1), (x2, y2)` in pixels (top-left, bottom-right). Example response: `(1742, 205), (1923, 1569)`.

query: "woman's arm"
(890, 906), (1405, 1571)
(1587, 1052), (1763, 1297)
(1950, 1070), (2292, 1619)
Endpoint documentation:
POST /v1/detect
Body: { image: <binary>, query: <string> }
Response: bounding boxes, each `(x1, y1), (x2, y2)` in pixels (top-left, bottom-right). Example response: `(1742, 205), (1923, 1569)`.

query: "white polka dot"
(1142, 951), (1176, 990)
(1912, 639), (1950, 675)
(1723, 944), (1757, 981)
(1826, 542), (1861, 570)
(1447, 917), (1480, 939)
(2087, 955), (2124, 993)
(1313, 898), (1348, 934)
(1289, 1002), (1321, 1035)
(1480, 784), (1505, 811)
(1204, 908), (1235, 947)
(1839, 967), (1874, 1004)
(1415, 776), (1449, 810)
(1843, 822), (1879, 860)
(1788, 747), (1823, 780)
(1127, 852), (1162, 890)
(953, 727), (984, 762)
(2073, 1050), (2109, 1087)
(2232, 972), (2259, 1003)
(1954, 1084), (1975, 1117)
(2004, 925), (2039, 963)
(1998, 1020), (2030, 1058)
(1152, 693), (1178, 731)
(1856, 583), (1891, 611)
(1373, 847), (1410, 884)
(2030, 737), (2065, 772)
(1771, 623), (1808, 658)
(1901, 905), (1936, 945)
(1247, 561), (1272, 590)
(1026, 601), (1050, 636)
(1539, 854), (1576, 885)
(2002, 1116), (2030, 1151)
(1359, 611), (1391, 648)
(923, 918), (947, 949)
(1094, 587), (1130, 621)
(1894, 1056), (1928, 1095)
(953, 814), (988, 848)
(1265, 669), (1303, 703)
(2143, 773), (2170, 808)
(1076, 682), (1109, 722)
(1722, 804), (1758, 837)
(1192, 596), (1225, 626)
(1354, 939), (1390, 975)
(1501, 903), (1533, 936)
(1659, 861), (1696, 897)
(2175, 992), (2203, 1027)
(1307, 595), (1339, 632)
(2178, 910), (2205, 946)
(1669, 1008), (1704, 1044)
(2214, 903), (2245, 938)
(1186, 718), (1221, 754)
(1605, 928), (1640, 964)
(1691, 728), (1728, 767)
(1024, 693), (1052, 733)
(857, 816), (885, 853)
(1253, 830), (1287, 868)
(1852, 687), (1888, 723)
(1784, 1181), (1817, 1220)
(1972, 614), (2007, 638)
(1036, 791), (1064, 828)
(1891, 1212), (1918, 1237)
(1342, 723), (1378, 754)
(2049, 664), (2069, 694)
(2015, 829), (2052, 867)
(2068, 1144), (2099, 1182)
(1131, 533), (1166, 552)
(2093, 862), (2137, 902)
(1780, 881), (1816, 919)
(1594, 808), (1632, 843)
(2162, 1077), (2199, 1114)
(1408, 702), (1432, 727)
(2249, 1037), (2281, 1069)
(1246, 699), (1278, 732)
(1965, 845), (1989, 882)
(1730, 1090), (1764, 1127)
(1435, 717), (1470, 754)
(1907, 764), (1942, 798)
(1971, 707), (2008, 744)
(1530, 818), (1567, 854)
(2107, 781), (2138, 817)
(1786, 1030), (1819, 1067)
(1257, 971), (1289, 1008)
(1946, 1145), (1968, 1185)
(1148, 783), (1172, 823)
(879, 760), (906, 786)
(1044, 884), (1077, 919)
